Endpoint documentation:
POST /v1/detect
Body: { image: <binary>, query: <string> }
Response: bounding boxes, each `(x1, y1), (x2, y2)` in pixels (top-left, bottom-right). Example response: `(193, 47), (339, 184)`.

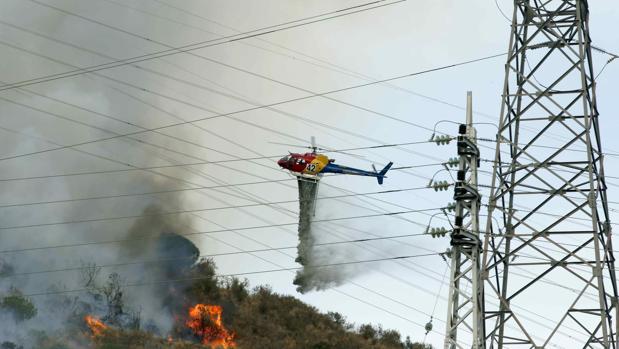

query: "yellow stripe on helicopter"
(302, 154), (329, 175)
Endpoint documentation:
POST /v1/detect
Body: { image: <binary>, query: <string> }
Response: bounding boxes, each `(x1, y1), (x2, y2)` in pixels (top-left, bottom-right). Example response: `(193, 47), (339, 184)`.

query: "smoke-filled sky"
(0, 0), (618, 347)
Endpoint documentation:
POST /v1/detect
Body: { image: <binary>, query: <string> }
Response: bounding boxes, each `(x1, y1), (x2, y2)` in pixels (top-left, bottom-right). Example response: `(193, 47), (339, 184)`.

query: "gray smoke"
(0, 3), (206, 347)
(0, 181), (201, 346)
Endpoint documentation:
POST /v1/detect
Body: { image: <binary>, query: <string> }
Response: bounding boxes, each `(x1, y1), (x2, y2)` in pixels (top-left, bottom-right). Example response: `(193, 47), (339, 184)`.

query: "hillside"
(1, 258), (431, 349)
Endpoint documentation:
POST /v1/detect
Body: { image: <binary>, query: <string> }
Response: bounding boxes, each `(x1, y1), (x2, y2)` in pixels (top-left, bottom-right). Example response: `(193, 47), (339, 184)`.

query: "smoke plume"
(293, 179), (360, 293)
(0, 3), (208, 346)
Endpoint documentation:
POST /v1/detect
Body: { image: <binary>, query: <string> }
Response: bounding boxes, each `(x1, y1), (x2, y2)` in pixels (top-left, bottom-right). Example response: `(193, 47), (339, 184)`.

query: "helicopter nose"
(277, 159), (286, 168)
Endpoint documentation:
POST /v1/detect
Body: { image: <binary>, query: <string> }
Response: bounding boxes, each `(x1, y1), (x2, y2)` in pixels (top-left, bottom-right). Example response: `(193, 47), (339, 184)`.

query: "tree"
(378, 329), (402, 347)
(185, 258), (220, 301)
(359, 324), (378, 342)
(327, 312), (347, 328)
(80, 261), (101, 290)
(404, 337), (433, 349)
(0, 288), (37, 322)
(222, 277), (249, 302)
(101, 273), (124, 324)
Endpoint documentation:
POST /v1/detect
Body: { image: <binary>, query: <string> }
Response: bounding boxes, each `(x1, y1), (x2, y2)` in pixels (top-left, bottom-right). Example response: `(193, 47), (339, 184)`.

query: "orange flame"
(84, 315), (107, 338)
(186, 304), (236, 348)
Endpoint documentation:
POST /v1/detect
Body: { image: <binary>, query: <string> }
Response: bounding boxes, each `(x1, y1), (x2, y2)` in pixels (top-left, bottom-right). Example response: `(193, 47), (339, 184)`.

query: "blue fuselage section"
(323, 163), (376, 177)
(322, 162), (393, 185)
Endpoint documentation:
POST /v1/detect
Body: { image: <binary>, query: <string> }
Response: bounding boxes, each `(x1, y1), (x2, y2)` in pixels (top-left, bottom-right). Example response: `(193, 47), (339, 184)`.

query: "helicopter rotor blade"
(321, 149), (366, 159)
(268, 141), (311, 149)
(270, 140), (365, 159)
(312, 142), (366, 159)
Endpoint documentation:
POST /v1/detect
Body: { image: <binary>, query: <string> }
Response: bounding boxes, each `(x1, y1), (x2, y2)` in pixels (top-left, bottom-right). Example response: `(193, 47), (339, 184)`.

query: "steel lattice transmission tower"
(444, 92), (485, 349)
(482, 0), (618, 347)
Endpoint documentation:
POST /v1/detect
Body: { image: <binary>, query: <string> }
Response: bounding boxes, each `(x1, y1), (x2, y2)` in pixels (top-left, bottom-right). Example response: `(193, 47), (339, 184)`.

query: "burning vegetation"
(186, 304), (236, 348)
(84, 315), (107, 338)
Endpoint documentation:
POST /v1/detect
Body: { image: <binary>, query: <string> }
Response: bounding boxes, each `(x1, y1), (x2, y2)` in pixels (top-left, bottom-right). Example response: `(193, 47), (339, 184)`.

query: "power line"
(152, 172), (445, 332)
(0, 115), (447, 244)
(304, 200), (594, 342)
(0, 5), (497, 181)
(3, 1), (449, 182)
(0, 206), (442, 231)
(0, 94), (336, 229)
(0, 160), (442, 183)
(591, 45), (619, 60)
(320, 229), (590, 342)
(31, 0), (431, 135)
(0, 0), (458, 183)
(147, 0), (519, 159)
(0, 184), (431, 209)
(16, 192), (443, 339)
(3, 232), (430, 278)
(6, 166), (588, 340)
(0, 4), (460, 328)
(0, 175), (450, 294)
(0, 206), (444, 252)
(0, 0), (405, 92)
(0, 99), (450, 237)
(13, 234), (592, 340)
(4, 2), (608, 338)
(0, 52), (503, 164)
(0, 16), (447, 169)
(0, 117), (449, 208)
(21, 0), (496, 174)
(494, 0), (511, 22)
(12, 0), (501, 164)
(183, 168), (459, 333)
(1, 77), (425, 213)
(6, 106), (616, 220)
(16, 244), (440, 330)
(20, 252), (439, 298)
(475, 136), (619, 158)
(3, 187), (442, 336)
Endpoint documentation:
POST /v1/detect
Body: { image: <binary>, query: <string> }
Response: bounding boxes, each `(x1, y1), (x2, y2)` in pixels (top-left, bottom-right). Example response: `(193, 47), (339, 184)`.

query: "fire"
(186, 304), (236, 348)
(84, 315), (107, 338)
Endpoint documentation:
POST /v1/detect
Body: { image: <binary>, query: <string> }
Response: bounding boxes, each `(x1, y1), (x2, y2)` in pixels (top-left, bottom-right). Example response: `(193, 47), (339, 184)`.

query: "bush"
(1, 342), (23, 349)
(0, 291), (37, 321)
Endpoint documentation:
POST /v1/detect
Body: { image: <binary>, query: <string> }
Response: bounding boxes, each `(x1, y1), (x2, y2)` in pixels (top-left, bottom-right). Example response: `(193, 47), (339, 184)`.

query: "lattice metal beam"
(445, 92), (485, 349)
(482, 0), (618, 347)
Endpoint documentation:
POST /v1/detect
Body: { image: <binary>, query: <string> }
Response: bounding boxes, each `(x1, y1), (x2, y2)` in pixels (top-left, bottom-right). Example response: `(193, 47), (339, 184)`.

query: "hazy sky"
(0, 0), (618, 347)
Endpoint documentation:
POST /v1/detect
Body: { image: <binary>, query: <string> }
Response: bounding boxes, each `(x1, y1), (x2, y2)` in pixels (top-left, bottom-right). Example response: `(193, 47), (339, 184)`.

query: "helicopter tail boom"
(321, 161), (393, 185)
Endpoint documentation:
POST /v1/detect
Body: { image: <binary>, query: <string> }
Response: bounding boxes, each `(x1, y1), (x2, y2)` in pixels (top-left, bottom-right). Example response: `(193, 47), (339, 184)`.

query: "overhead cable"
(0, 50), (504, 163)
(0, 206), (445, 252)
(20, 252), (439, 297)
(4, 232), (431, 278)
(1, 0), (406, 92)
(0, 184), (432, 209)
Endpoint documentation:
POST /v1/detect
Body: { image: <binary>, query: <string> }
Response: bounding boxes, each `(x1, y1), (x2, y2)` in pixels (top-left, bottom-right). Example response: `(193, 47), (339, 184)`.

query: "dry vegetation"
(2, 258), (432, 349)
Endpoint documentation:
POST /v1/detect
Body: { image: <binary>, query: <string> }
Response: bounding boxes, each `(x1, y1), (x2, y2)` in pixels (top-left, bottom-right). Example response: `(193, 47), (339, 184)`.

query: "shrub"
(0, 291), (37, 321)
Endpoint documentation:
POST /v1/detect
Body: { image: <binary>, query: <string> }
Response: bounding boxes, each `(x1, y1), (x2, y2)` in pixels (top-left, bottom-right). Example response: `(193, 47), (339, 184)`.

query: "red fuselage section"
(277, 153), (317, 173)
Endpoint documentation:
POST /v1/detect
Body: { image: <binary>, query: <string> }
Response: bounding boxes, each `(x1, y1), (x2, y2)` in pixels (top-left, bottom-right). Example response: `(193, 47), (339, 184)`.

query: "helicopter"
(276, 137), (393, 185)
